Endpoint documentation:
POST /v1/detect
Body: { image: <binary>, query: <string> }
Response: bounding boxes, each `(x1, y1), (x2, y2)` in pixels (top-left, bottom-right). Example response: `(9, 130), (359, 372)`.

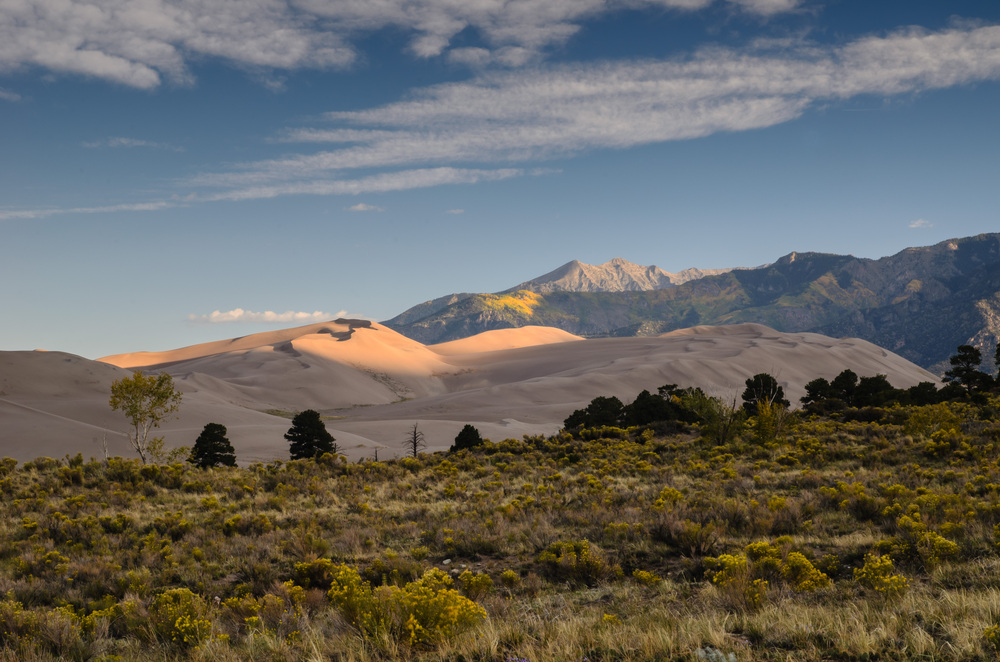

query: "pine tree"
(944, 345), (990, 395)
(189, 423), (237, 468)
(741, 373), (789, 415)
(285, 410), (337, 460)
(451, 424), (484, 452)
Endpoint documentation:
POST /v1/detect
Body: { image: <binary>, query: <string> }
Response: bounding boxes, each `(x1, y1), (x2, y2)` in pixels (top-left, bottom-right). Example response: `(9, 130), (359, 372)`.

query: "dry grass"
(2, 400), (1000, 660)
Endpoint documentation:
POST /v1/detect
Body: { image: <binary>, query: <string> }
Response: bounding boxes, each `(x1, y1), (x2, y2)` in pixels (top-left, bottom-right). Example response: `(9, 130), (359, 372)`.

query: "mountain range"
(384, 233), (1000, 374)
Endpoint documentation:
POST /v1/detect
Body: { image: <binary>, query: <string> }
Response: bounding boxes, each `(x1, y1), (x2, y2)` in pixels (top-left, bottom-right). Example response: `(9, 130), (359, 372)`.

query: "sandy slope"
(1, 320), (939, 463)
(430, 326), (584, 355)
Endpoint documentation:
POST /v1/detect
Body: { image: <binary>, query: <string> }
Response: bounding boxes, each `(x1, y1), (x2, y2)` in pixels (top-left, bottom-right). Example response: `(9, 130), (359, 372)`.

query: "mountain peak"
(503, 258), (731, 294)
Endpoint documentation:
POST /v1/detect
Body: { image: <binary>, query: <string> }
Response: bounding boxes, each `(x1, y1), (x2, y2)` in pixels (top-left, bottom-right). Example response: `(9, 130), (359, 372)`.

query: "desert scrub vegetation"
(6, 396), (1000, 659)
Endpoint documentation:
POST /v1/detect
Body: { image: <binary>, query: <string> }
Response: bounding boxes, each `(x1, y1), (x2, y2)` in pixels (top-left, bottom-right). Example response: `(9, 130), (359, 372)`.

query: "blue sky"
(2, 0), (999, 358)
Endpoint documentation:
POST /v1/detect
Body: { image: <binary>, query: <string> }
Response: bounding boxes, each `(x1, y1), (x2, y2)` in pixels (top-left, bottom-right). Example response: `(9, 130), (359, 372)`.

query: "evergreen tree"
(853, 374), (900, 407)
(623, 389), (675, 426)
(563, 395), (624, 430)
(451, 424), (484, 452)
(189, 423), (236, 468)
(800, 377), (833, 407)
(906, 381), (940, 406)
(830, 369), (859, 405)
(285, 410), (337, 460)
(944, 345), (991, 395)
(741, 373), (789, 415)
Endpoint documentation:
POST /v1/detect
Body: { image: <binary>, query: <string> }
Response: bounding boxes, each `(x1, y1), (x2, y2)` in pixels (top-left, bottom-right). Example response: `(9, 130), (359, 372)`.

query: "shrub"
(706, 553), (769, 611)
(878, 514), (959, 571)
(854, 553), (908, 599)
(0, 598), (39, 649)
(537, 540), (616, 586)
(780, 552), (831, 592)
(327, 565), (486, 647)
(457, 570), (494, 600)
(363, 554), (424, 587)
(632, 569), (662, 587)
(149, 588), (212, 648)
(500, 569), (520, 589)
(984, 624), (1000, 654)
(706, 541), (829, 609)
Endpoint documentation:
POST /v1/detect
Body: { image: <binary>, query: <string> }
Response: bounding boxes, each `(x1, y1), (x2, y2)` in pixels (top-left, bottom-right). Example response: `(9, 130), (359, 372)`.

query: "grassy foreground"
(3, 401), (1000, 661)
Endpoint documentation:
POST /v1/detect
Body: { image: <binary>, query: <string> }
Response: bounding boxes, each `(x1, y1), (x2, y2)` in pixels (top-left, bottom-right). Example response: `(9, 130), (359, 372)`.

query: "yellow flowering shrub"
(500, 569), (520, 589)
(854, 553), (908, 599)
(327, 565), (486, 647)
(984, 624), (1000, 653)
(780, 552), (831, 592)
(457, 570), (494, 600)
(707, 540), (829, 609)
(632, 569), (662, 587)
(0, 599), (39, 648)
(878, 514), (959, 571)
(149, 588), (212, 648)
(705, 553), (768, 611)
(537, 539), (615, 586)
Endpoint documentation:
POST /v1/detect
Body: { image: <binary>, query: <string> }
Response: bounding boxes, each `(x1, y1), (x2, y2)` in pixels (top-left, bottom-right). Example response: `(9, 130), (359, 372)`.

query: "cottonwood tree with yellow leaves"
(109, 371), (182, 464)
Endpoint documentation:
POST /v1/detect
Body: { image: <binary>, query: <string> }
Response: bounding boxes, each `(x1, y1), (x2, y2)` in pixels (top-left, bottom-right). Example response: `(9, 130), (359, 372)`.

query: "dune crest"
(431, 326), (583, 355)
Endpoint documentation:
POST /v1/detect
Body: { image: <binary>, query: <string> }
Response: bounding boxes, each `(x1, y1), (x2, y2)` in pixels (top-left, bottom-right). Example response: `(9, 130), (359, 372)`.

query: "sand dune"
(1, 320), (939, 463)
(431, 326), (584, 355)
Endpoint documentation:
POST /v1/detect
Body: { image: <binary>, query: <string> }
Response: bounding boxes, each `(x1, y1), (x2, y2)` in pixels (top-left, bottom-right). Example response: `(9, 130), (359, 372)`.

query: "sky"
(2, 0), (999, 359)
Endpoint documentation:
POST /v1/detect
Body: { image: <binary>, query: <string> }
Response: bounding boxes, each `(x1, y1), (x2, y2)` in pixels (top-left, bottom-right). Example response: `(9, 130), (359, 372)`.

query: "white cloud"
(728, 0), (801, 16)
(909, 218), (933, 229)
(0, 87), (21, 102)
(200, 167), (527, 203)
(0, 200), (174, 221)
(196, 24), (1000, 190)
(446, 208), (465, 214)
(0, 169), (525, 218)
(0, 0), (788, 88)
(187, 308), (349, 324)
(82, 136), (183, 151)
(0, 0), (355, 89)
(347, 203), (385, 212)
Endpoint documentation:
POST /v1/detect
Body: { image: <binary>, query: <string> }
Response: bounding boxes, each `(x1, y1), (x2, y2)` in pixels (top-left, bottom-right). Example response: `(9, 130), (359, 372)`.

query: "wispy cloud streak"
(0, 169), (528, 219)
(0, 201), (176, 221)
(82, 137), (184, 151)
(203, 25), (1000, 189)
(199, 167), (527, 202)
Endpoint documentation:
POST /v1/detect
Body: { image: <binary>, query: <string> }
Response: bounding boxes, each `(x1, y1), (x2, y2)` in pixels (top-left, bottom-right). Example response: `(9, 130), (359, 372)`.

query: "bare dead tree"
(402, 423), (426, 458)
